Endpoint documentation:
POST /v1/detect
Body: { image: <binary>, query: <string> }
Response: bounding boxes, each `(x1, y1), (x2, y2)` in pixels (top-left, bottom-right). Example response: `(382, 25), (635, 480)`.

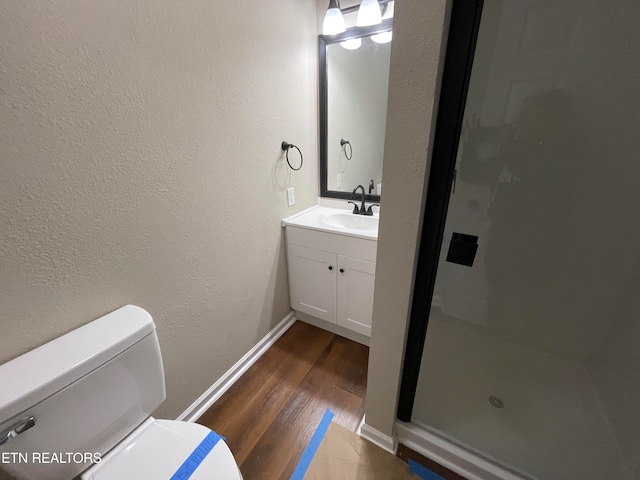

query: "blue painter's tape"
(170, 430), (223, 480)
(290, 408), (334, 480)
(408, 458), (446, 480)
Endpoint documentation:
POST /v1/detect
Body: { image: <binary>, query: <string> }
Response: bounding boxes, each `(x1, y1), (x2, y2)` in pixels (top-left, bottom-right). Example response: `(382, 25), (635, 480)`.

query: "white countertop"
(282, 205), (379, 240)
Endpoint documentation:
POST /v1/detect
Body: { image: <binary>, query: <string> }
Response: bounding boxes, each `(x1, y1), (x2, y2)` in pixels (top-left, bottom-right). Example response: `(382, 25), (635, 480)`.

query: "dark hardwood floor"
(197, 321), (369, 480)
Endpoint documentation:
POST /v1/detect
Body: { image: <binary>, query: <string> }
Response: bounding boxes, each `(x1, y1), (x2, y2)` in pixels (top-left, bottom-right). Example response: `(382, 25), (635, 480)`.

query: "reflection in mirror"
(319, 18), (392, 202)
(327, 37), (391, 196)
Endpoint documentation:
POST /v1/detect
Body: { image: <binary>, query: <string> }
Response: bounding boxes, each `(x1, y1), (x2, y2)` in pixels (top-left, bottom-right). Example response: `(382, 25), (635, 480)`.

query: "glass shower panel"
(413, 1), (640, 479)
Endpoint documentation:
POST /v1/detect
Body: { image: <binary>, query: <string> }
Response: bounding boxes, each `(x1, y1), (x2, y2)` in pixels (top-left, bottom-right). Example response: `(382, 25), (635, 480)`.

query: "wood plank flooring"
(197, 321), (369, 480)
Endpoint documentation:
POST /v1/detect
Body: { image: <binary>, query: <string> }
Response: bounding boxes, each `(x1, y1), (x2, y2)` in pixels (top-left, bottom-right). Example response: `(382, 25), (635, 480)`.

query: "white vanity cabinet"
(287, 244), (337, 323)
(285, 224), (377, 338)
(336, 254), (376, 335)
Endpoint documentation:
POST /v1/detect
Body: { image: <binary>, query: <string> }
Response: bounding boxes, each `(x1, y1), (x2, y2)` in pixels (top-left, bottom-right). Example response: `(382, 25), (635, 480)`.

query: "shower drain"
(489, 395), (504, 409)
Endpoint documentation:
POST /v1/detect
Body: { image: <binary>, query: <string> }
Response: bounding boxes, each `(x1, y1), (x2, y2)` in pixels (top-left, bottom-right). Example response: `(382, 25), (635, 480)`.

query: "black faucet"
(348, 185), (378, 216)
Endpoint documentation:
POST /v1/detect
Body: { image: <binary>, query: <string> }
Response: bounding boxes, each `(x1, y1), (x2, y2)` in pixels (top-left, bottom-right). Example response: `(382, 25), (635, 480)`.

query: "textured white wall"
(0, 0), (318, 420)
(364, 0), (451, 437)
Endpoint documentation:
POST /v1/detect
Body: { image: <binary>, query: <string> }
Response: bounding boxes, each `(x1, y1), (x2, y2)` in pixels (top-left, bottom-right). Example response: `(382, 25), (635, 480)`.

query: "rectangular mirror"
(319, 17), (393, 202)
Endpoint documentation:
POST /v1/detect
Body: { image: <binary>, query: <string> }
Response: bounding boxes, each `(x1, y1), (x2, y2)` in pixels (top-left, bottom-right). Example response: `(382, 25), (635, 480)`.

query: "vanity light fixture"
(382, 0), (395, 19)
(322, 0), (346, 35)
(372, 1), (394, 43)
(340, 38), (362, 50)
(371, 31), (392, 44)
(356, 0), (382, 27)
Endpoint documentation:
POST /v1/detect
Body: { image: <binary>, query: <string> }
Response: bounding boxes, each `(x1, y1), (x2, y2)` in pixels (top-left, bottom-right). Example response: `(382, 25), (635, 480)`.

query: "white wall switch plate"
(287, 187), (295, 206)
(337, 173), (343, 188)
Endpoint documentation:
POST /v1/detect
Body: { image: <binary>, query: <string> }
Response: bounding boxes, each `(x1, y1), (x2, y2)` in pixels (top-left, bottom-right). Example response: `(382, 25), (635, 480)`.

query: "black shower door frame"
(397, 0), (485, 422)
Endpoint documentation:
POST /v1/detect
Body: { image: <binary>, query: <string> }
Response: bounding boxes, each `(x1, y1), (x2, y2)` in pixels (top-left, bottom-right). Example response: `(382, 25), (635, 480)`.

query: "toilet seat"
(81, 418), (242, 480)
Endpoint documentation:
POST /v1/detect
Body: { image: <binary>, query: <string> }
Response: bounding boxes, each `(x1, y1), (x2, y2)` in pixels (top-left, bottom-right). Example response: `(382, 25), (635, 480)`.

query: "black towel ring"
(281, 141), (303, 171)
(340, 139), (352, 160)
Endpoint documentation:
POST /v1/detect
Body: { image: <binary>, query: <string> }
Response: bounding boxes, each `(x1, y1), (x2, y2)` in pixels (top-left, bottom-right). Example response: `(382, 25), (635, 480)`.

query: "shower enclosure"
(398, 1), (640, 479)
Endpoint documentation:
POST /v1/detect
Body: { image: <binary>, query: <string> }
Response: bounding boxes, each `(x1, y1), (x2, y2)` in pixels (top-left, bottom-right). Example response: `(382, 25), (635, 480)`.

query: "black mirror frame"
(319, 18), (393, 203)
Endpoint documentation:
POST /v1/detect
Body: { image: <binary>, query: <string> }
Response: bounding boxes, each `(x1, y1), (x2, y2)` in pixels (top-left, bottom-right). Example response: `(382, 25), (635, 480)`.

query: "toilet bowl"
(0, 305), (242, 480)
(81, 419), (241, 479)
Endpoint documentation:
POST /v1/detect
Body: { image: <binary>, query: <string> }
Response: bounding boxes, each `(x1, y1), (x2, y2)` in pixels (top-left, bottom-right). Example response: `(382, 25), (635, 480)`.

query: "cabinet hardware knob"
(328, 266), (333, 271)
(339, 268), (344, 273)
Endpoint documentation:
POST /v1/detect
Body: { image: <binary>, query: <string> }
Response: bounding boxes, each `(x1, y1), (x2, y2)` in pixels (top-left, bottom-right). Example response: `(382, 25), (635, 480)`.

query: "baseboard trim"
(359, 421), (398, 455)
(176, 311), (297, 422)
(295, 311), (370, 346)
(395, 421), (526, 480)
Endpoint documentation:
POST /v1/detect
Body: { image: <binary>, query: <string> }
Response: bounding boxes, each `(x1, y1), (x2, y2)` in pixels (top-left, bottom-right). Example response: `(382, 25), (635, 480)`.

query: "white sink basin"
(322, 213), (378, 231)
(282, 206), (379, 239)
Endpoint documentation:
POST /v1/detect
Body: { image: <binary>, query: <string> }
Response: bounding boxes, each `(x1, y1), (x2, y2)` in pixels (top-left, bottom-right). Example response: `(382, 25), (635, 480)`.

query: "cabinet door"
(287, 245), (337, 323)
(337, 255), (376, 336)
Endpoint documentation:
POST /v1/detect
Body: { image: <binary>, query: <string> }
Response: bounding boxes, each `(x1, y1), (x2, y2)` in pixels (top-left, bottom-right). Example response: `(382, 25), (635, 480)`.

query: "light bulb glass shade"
(371, 31), (392, 44)
(340, 38), (362, 50)
(381, 1), (394, 19)
(356, 0), (382, 27)
(323, 7), (346, 35)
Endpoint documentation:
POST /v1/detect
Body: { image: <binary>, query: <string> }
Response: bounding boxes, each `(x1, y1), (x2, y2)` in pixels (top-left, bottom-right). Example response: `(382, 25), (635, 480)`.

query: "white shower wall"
(412, 0), (640, 478)
(414, 314), (632, 480)
(588, 295), (640, 473)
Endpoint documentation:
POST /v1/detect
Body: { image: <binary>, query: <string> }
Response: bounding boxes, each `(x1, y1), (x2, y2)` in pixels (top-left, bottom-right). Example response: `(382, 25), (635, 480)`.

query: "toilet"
(0, 305), (243, 480)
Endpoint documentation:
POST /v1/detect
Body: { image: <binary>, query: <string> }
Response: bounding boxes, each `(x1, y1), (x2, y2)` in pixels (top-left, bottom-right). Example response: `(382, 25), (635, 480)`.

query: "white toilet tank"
(0, 305), (166, 480)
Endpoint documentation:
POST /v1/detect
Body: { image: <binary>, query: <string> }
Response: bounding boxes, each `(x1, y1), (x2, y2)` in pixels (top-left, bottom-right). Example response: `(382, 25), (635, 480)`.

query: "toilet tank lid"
(0, 305), (156, 423)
